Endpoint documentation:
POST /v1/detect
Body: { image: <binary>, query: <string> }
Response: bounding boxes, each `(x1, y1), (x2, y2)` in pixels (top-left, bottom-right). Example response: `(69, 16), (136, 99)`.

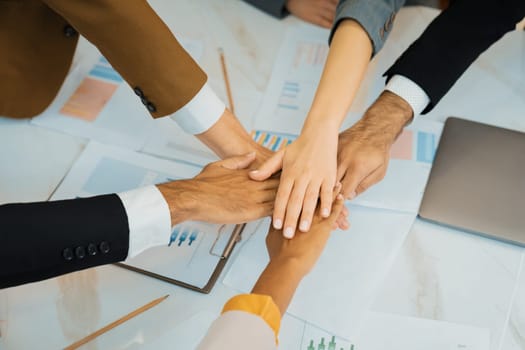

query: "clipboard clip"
(209, 223), (245, 259)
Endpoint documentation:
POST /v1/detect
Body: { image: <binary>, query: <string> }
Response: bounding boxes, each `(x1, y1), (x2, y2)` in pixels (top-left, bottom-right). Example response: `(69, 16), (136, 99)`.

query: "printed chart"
(251, 130), (295, 152)
(252, 127), (438, 164)
(60, 57), (123, 121)
(32, 38), (204, 150)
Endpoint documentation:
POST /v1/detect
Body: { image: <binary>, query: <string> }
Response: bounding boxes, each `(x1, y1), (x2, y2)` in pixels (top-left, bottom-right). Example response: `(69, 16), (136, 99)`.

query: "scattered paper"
(31, 38), (205, 151)
(224, 206), (416, 339)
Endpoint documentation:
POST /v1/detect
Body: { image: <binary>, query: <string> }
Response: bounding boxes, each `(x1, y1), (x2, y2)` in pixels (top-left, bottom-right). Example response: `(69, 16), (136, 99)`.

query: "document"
(132, 311), (217, 350)
(224, 206), (416, 339)
(32, 38), (204, 151)
(279, 312), (490, 350)
(52, 142), (238, 291)
(355, 312), (490, 350)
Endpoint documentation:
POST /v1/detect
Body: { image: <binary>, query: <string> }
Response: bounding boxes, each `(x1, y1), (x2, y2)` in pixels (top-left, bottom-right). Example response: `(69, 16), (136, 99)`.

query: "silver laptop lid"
(419, 117), (525, 246)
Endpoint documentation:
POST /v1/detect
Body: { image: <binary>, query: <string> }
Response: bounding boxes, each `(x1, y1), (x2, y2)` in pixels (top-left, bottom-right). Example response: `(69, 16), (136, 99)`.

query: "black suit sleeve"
(0, 194), (129, 289)
(384, 0), (525, 113)
(242, 0), (289, 18)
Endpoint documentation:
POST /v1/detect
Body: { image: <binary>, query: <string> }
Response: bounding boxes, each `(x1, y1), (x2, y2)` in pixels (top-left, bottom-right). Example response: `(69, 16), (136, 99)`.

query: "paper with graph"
(32, 38), (204, 151)
(51, 142), (238, 289)
(224, 207), (416, 339)
(278, 312), (489, 350)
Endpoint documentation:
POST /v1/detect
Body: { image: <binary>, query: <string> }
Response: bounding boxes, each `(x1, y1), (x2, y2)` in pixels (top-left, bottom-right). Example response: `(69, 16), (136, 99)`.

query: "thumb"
(219, 152), (256, 170)
(249, 150), (284, 181)
(340, 167), (369, 200)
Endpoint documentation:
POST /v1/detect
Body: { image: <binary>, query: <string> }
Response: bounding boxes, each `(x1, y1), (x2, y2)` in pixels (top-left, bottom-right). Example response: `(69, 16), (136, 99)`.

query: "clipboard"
(115, 223), (245, 294)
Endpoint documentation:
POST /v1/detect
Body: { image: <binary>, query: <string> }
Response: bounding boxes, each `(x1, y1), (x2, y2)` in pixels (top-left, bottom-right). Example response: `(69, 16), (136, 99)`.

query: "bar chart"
(251, 130), (297, 151)
(306, 336), (355, 350)
(60, 56), (123, 121)
(390, 129), (437, 164)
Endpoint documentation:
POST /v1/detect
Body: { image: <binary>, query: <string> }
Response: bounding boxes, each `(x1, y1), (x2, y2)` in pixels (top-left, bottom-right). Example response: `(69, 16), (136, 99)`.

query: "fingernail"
(273, 219), (283, 229)
(283, 227), (294, 239)
(299, 220), (309, 232)
(322, 208), (330, 217)
(250, 170), (259, 174)
(348, 191), (357, 199)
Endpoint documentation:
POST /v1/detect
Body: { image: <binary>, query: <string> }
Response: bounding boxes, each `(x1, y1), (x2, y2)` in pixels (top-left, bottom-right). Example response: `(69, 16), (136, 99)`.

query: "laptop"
(419, 117), (525, 246)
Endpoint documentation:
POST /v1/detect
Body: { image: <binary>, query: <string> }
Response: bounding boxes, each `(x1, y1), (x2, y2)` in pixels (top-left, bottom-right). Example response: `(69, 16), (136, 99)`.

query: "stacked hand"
(265, 194), (346, 276)
(250, 131), (349, 238)
(252, 195), (346, 314)
(158, 152), (279, 226)
(286, 0), (338, 29)
(337, 91), (413, 198)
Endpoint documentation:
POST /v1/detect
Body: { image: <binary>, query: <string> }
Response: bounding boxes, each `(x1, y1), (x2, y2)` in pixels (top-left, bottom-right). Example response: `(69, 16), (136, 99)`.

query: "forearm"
(156, 181), (195, 227)
(195, 108), (264, 159)
(302, 19), (372, 136)
(251, 258), (304, 315)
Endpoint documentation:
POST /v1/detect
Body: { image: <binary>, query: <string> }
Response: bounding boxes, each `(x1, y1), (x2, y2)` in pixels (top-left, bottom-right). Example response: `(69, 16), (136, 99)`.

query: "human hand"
(249, 132), (339, 237)
(252, 142), (275, 169)
(265, 194), (345, 277)
(251, 195), (345, 314)
(337, 91), (413, 198)
(286, 0), (338, 29)
(195, 108), (273, 169)
(157, 153), (279, 226)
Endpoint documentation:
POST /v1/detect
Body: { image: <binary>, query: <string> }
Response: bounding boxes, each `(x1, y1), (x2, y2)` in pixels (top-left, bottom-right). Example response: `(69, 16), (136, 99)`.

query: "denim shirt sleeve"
(242, 0), (289, 19)
(329, 0), (405, 56)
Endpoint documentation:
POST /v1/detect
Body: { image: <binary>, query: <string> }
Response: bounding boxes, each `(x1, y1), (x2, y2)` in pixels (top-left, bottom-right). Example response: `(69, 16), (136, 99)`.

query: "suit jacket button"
(146, 102), (156, 113)
(141, 97), (148, 106)
(99, 241), (110, 254)
(87, 243), (98, 256)
(64, 25), (78, 38)
(62, 248), (74, 261)
(133, 87), (144, 98)
(75, 246), (86, 259)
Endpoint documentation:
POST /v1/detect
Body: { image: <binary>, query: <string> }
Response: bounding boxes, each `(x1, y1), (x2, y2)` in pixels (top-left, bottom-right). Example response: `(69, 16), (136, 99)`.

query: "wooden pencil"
(219, 48), (235, 114)
(64, 294), (169, 350)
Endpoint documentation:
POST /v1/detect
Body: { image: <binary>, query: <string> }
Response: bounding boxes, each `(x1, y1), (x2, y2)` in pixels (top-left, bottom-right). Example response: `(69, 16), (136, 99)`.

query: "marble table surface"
(0, 1), (524, 349)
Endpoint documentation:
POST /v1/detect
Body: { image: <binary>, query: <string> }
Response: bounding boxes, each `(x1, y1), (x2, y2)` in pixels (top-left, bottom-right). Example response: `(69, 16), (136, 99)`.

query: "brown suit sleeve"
(42, 0), (208, 118)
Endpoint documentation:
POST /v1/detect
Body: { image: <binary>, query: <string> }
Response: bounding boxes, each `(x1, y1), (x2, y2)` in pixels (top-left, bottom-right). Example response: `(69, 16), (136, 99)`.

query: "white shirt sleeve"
(169, 82), (226, 135)
(385, 75), (431, 117)
(117, 185), (172, 258)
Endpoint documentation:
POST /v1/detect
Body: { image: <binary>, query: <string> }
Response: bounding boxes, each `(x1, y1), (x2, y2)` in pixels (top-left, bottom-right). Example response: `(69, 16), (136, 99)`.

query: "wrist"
(251, 257), (305, 315)
(302, 110), (342, 134)
(196, 108), (258, 159)
(156, 180), (197, 226)
(359, 91), (413, 145)
(268, 256), (308, 281)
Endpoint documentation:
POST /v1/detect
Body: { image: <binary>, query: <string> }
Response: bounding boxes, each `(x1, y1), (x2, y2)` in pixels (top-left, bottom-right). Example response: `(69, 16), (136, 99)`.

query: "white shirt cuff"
(385, 75), (430, 117)
(117, 185), (172, 258)
(170, 83), (226, 135)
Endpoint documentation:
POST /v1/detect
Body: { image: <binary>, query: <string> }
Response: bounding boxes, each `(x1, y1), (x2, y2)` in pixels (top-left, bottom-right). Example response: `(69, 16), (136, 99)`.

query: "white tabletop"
(1, 1), (524, 349)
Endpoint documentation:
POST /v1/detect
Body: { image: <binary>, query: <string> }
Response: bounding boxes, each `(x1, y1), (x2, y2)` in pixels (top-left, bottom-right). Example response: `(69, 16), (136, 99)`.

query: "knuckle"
(355, 183), (368, 194)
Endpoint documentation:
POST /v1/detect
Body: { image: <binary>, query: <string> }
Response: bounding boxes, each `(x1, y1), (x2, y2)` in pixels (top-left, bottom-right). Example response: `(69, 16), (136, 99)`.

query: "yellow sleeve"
(222, 293), (281, 343)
